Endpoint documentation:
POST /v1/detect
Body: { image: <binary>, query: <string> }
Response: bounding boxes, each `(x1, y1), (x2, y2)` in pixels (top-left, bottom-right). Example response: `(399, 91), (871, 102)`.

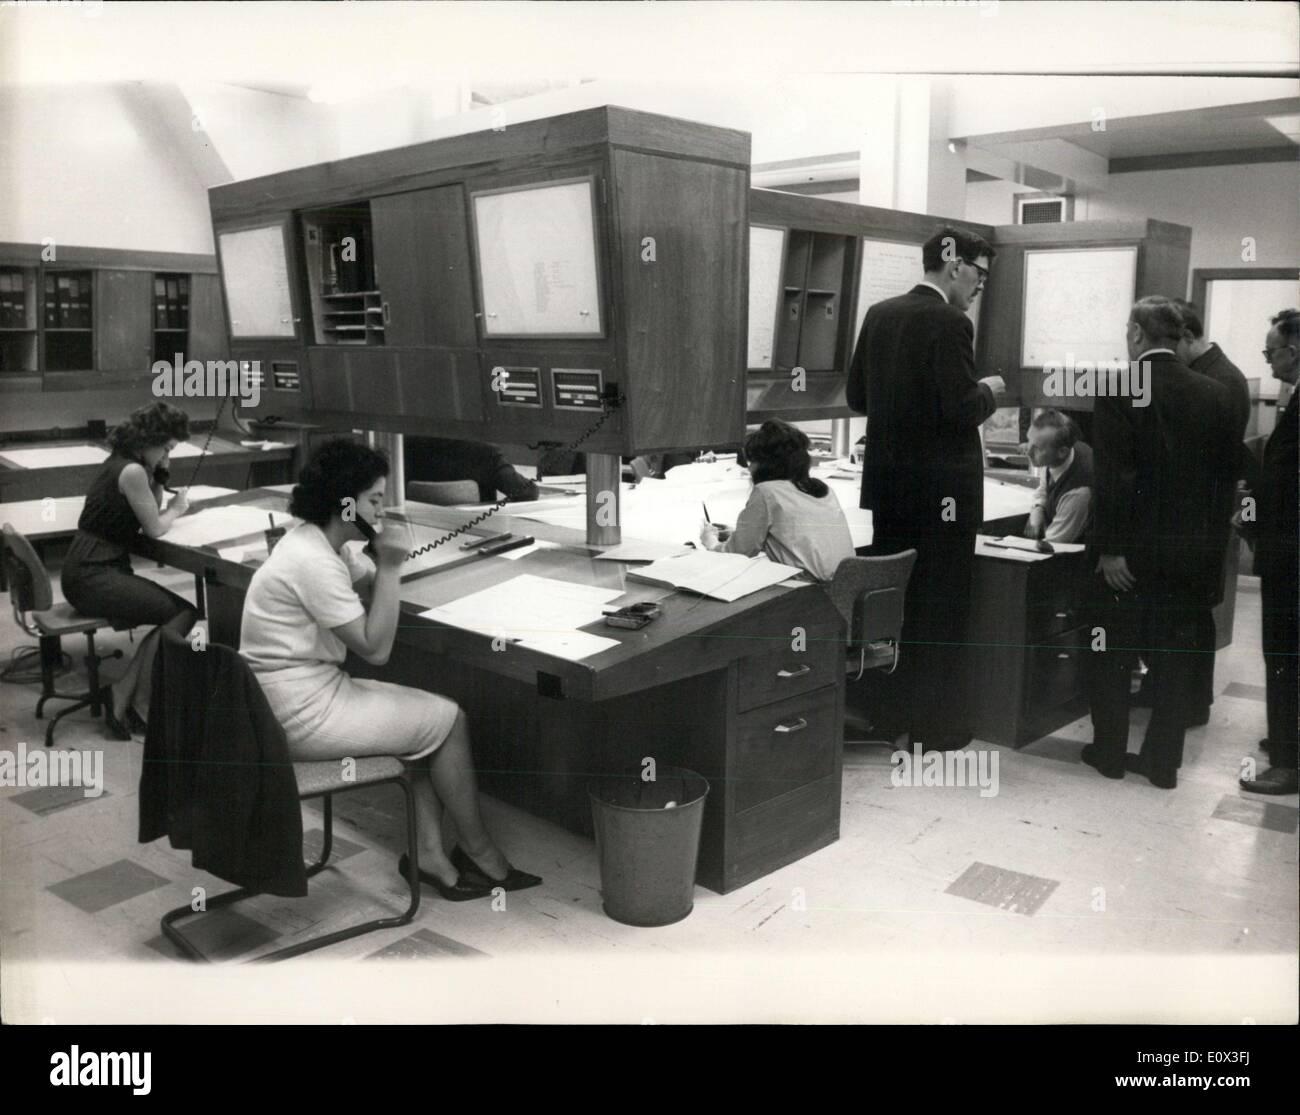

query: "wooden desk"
(137, 490), (846, 895)
(0, 436), (293, 502)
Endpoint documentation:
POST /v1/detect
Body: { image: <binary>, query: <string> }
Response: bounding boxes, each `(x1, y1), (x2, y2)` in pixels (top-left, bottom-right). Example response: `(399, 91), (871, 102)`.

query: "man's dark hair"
(1130, 296), (1184, 348)
(744, 419), (828, 499)
(1030, 407), (1077, 450)
(922, 226), (996, 273)
(108, 402), (190, 460)
(1271, 307), (1300, 347)
(1172, 298), (1205, 340)
(289, 438), (390, 526)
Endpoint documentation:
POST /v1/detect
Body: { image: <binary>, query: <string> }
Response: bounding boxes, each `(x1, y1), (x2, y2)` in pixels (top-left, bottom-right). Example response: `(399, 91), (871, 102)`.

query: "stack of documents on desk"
(976, 534), (1085, 562)
(627, 550), (800, 602)
(166, 506), (292, 549)
(417, 574), (623, 661)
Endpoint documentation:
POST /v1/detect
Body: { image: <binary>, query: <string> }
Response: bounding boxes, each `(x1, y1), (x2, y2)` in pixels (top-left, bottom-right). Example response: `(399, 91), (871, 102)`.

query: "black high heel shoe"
(98, 689), (132, 741)
(396, 853), (493, 902)
(451, 846), (543, 892)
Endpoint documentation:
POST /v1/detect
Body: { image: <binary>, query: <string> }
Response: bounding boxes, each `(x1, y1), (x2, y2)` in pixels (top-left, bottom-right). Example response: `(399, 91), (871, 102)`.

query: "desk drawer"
(733, 686), (838, 813)
(730, 776), (839, 891)
(1027, 626), (1087, 712)
(1026, 560), (1087, 640)
(736, 626), (842, 712)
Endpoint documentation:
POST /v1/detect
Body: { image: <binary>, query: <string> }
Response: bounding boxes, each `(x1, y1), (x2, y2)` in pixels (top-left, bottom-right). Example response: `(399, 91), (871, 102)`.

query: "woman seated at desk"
(700, 418), (855, 582)
(239, 439), (541, 901)
(61, 402), (196, 740)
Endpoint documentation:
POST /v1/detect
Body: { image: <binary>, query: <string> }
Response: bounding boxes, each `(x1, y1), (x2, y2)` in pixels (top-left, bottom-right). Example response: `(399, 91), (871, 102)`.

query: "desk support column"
(585, 452), (621, 546)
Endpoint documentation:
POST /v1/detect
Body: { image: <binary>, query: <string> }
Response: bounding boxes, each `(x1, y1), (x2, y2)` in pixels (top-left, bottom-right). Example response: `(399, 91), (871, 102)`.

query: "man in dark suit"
(1082, 297), (1238, 789)
(1240, 308), (1298, 795)
(846, 226), (1006, 750)
(1148, 298), (1253, 724)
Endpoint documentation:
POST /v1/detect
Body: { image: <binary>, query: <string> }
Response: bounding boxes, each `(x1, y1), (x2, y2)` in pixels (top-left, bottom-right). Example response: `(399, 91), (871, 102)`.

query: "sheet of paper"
(514, 629), (621, 661)
(593, 540), (693, 562)
(173, 485), (236, 504)
(981, 533), (1085, 555)
(165, 506), (292, 549)
(418, 574), (624, 646)
(0, 444), (109, 469)
(168, 442), (205, 458)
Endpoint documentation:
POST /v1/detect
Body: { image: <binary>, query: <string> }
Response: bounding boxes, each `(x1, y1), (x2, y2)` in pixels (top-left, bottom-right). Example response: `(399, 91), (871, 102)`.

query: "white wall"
(0, 84), (214, 253)
(965, 161), (1300, 280)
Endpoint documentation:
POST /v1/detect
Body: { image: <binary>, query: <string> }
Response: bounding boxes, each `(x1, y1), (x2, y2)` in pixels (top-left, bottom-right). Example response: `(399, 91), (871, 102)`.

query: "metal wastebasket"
(588, 767), (710, 927)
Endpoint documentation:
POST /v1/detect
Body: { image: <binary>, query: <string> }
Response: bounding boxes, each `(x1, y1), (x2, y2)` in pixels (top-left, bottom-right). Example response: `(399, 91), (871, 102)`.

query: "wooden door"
(94, 269), (153, 373)
(187, 273), (229, 363)
(371, 186), (478, 348)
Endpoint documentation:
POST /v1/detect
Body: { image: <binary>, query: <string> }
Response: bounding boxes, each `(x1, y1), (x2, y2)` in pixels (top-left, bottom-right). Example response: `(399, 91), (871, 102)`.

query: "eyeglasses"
(964, 260), (990, 283)
(1263, 346), (1294, 359)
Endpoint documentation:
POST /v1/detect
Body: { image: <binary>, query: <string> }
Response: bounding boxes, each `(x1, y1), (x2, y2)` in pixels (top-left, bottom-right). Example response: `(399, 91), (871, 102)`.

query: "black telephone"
(153, 463), (173, 492)
(354, 514), (379, 559)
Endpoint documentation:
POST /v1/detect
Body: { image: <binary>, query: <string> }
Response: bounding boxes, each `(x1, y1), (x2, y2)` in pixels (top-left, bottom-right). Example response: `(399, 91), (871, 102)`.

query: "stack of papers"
(976, 534), (1085, 562)
(417, 574), (624, 661)
(593, 540), (693, 562)
(627, 550), (801, 602)
(165, 506), (293, 549)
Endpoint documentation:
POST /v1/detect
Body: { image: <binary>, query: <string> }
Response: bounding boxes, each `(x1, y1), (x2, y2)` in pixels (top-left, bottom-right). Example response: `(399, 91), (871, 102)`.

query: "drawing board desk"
(137, 487), (848, 895)
(0, 436), (294, 502)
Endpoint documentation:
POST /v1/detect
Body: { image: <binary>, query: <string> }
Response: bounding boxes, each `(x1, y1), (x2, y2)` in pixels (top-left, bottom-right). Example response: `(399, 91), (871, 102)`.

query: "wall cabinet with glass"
(0, 244), (227, 392)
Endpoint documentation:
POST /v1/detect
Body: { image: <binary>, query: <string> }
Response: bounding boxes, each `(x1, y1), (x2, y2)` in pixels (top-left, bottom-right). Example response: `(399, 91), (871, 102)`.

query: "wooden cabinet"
(209, 106), (750, 455)
(371, 186), (477, 348)
(0, 242), (221, 392)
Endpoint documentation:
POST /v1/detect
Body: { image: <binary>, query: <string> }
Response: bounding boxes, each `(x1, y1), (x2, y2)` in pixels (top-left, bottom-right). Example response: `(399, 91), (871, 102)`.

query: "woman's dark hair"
(108, 402), (190, 460)
(289, 438), (390, 526)
(744, 419), (828, 498)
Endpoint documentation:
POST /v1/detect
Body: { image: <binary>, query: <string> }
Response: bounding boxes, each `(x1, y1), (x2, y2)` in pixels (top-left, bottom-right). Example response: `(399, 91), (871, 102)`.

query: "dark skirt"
(61, 533), (194, 629)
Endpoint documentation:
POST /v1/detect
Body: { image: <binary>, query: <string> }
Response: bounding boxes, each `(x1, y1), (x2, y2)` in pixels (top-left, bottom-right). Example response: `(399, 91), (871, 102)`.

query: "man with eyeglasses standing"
(1240, 308), (1298, 795)
(847, 226), (1005, 751)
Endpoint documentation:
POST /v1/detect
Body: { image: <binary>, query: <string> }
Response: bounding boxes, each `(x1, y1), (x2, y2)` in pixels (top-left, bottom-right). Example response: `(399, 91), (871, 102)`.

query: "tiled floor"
(1, 556), (1295, 1022)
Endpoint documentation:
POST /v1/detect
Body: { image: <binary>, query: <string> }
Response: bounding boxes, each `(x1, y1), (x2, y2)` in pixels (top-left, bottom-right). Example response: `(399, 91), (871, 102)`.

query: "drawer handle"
(1054, 611), (1070, 619)
(1057, 652), (1071, 659)
(774, 717), (808, 734)
(777, 664), (811, 679)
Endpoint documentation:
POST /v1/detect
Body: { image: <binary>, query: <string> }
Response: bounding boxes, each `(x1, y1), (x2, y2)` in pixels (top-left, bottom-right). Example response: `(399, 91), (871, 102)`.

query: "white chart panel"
(473, 180), (602, 337)
(1206, 277), (1300, 400)
(218, 226), (296, 339)
(854, 239), (923, 337)
(1021, 246), (1137, 368)
(747, 225), (786, 369)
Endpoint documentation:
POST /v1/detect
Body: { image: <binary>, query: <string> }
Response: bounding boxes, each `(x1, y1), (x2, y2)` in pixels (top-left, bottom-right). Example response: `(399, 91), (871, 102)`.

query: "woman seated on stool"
(238, 439), (541, 901)
(700, 419), (855, 583)
(61, 402), (197, 740)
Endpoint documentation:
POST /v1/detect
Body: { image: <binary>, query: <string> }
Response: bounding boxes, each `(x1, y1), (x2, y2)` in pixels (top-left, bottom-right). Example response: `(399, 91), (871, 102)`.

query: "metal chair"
(407, 479), (481, 506)
(155, 636), (422, 963)
(1, 523), (124, 747)
(827, 550), (917, 743)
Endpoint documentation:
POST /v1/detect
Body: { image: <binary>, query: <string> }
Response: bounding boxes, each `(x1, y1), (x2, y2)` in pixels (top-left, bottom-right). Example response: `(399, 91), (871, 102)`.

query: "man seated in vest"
(1023, 408), (1094, 544)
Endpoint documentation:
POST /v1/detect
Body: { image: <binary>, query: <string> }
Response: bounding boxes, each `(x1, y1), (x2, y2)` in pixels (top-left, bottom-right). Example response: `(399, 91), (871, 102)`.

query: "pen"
(461, 532), (513, 551)
(702, 502), (711, 523)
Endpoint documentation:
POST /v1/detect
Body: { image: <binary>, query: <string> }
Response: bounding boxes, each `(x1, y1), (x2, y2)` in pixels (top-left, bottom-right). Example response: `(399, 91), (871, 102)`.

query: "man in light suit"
(846, 226), (1005, 750)
(1082, 297), (1238, 789)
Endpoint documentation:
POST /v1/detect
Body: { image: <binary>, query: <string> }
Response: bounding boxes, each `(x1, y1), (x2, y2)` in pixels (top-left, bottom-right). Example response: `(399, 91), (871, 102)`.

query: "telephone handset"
(153, 463), (172, 490)
(353, 514), (379, 560)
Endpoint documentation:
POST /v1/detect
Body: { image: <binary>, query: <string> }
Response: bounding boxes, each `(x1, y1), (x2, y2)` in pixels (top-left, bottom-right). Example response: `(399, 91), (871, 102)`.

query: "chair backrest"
(827, 550), (918, 647)
(1, 522), (54, 615)
(407, 479), (481, 506)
